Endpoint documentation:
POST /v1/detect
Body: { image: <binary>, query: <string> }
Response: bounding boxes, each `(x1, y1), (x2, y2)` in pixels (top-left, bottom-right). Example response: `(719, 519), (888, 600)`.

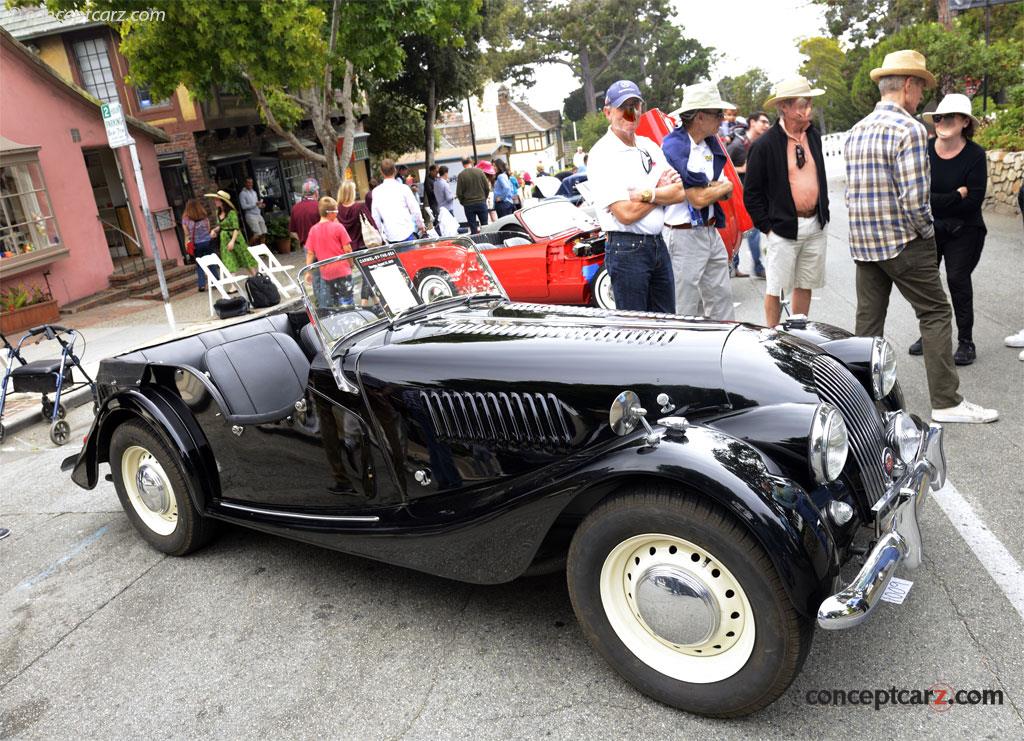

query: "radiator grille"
(440, 320), (679, 346)
(813, 356), (887, 506)
(420, 390), (574, 447)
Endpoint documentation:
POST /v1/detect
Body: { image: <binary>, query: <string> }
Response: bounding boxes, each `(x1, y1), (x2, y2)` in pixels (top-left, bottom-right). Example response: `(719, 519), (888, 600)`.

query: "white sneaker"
(1019, 349), (1024, 362)
(1005, 330), (1024, 347)
(931, 400), (999, 424)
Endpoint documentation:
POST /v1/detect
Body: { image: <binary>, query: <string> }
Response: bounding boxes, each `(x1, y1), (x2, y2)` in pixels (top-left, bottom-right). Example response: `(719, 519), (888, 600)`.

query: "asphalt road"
(1, 185), (1022, 739)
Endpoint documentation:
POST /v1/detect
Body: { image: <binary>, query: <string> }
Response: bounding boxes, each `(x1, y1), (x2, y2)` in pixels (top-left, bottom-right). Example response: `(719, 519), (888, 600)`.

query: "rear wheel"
(590, 267), (615, 310)
(567, 487), (812, 718)
(109, 420), (217, 555)
(415, 270), (455, 303)
(41, 399), (66, 421)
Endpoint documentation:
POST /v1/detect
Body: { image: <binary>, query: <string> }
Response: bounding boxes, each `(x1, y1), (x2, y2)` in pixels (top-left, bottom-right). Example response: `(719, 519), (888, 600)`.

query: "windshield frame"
(518, 197), (598, 239)
(298, 235), (510, 354)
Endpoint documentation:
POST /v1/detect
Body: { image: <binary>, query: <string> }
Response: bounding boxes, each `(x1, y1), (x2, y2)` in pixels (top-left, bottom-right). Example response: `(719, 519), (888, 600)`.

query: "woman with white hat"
(906, 94), (987, 366)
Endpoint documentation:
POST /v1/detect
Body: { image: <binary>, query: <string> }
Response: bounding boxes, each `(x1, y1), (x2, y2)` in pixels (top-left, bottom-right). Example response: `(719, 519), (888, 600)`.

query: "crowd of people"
(586, 49), (1007, 424)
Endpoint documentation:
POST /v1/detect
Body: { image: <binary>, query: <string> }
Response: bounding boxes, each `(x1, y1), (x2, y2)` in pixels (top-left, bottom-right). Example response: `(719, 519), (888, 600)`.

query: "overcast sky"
(521, 0), (827, 113)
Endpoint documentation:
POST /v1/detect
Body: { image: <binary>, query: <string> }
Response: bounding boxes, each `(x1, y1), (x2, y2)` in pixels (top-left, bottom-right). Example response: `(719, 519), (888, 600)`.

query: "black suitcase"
(214, 296), (250, 319)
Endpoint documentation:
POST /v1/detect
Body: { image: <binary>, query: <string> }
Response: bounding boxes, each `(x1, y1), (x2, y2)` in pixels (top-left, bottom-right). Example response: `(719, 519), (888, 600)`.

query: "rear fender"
(70, 385), (218, 512)
(561, 425), (838, 618)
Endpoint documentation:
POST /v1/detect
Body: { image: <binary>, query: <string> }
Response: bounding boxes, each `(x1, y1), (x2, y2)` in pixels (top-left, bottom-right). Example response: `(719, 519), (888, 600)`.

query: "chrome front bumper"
(817, 422), (945, 629)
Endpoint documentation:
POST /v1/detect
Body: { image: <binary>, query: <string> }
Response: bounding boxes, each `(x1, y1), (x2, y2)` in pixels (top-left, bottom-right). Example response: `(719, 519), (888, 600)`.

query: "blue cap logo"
(604, 80), (643, 109)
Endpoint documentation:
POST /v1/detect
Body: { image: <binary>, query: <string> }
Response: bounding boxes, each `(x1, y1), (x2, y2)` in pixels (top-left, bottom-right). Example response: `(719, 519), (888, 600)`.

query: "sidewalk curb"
(2, 386), (94, 438)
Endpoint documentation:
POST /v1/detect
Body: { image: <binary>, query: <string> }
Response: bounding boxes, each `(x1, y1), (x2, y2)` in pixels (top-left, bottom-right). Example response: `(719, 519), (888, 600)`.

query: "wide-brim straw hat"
(764, 76), (826, 108)
(204, 190), (235, 208)
(922, 93), (980, 127)
(869, 49), (936, 88)
(670, 81), (735, 117)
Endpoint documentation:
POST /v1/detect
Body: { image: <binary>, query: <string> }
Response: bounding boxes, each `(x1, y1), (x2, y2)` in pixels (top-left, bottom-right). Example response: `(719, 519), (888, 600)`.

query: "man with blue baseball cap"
(587, 79), (686, 312)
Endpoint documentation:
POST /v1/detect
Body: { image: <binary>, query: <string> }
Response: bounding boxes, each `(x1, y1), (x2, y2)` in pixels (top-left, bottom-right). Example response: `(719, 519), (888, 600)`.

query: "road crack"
(924, 555), (1024, 726)
(0, 554), (167, 693)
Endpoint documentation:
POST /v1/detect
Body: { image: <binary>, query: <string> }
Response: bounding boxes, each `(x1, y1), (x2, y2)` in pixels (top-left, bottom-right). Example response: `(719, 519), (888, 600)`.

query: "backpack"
(245, 273), (280, 308)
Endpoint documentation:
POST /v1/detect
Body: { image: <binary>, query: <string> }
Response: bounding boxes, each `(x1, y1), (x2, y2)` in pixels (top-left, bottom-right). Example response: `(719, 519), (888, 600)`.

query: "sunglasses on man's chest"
(795, 144), (806, 169)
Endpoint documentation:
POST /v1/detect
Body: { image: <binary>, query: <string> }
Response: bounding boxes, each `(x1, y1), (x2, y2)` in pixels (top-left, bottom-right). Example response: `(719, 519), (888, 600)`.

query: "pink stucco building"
(0, 26), (180, 308)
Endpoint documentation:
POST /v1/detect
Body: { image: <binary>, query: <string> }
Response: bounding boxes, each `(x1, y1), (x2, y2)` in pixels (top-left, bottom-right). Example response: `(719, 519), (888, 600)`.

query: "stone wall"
(984, 150), (1023, 215)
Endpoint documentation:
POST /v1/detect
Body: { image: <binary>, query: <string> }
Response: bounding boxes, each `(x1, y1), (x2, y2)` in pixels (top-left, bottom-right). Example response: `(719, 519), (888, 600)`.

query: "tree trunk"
(337, 62), (357, 195)
(580, 47), (597, 114)
(424, 76), (437, 171)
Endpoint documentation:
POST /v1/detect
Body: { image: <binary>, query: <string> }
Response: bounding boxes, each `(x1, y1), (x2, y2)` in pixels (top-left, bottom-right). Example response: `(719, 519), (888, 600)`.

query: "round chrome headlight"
(809, 402), (849, 483)
(885, 411), (923, 463)
(870, 337), (897, 400)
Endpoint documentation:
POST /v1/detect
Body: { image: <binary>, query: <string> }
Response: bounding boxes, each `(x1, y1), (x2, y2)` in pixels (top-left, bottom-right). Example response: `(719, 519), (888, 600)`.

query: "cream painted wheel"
(121, 445), (179, 536)
(109, 420), (216, 556)
(600, 533), (755, 683)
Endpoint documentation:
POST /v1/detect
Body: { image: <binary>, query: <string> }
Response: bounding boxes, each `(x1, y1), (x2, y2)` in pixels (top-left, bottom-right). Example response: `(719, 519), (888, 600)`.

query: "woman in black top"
(910, 95), (987, 365)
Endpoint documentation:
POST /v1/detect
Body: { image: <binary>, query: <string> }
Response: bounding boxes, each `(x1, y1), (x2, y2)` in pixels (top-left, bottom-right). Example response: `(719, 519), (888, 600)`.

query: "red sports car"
(408, 199), (614, 309)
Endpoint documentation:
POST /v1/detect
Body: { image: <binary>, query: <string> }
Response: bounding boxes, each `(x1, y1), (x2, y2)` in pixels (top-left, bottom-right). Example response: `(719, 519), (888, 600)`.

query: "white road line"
(932, 480), (1024, 623)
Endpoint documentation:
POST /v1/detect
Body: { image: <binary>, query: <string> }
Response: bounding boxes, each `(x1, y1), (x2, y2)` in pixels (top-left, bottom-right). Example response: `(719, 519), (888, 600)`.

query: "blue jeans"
(495, 200), (515, 218)
(732, 228), (764, 275)
(464, 202), (489, 234)
(193, 239), (217, 289)
(604, 232), (676, 313)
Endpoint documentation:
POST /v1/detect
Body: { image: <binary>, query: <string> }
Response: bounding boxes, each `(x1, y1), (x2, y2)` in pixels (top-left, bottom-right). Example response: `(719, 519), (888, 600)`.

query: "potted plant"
(265, 215), (294, 255)
(1, 283), (60, 335)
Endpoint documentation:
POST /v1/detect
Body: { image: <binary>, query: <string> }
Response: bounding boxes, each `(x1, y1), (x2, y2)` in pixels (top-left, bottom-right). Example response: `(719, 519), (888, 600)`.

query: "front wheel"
(109, 420), (217, 556)
(567, 487), (812, 718)
(590, 267), (615, 310)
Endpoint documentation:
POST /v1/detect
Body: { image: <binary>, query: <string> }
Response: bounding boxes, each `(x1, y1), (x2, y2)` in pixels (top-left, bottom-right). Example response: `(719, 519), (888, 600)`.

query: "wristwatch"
(641, 189), (654, 204)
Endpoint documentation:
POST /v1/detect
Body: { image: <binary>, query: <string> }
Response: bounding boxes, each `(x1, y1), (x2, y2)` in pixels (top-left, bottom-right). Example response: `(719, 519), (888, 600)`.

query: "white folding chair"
(248, 244), (300, 298)
(196, 254), (247, 316)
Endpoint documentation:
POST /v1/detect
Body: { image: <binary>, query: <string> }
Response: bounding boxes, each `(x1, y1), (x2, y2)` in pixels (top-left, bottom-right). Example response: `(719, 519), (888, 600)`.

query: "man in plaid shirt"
(845, 50), (997, 424)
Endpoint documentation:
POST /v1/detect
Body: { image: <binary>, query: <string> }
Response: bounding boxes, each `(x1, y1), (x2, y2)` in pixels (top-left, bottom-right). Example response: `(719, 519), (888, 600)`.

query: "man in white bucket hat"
(845, 49), (997, 424)
(743, 75), (830, 328)
(660, 81), (737, 320)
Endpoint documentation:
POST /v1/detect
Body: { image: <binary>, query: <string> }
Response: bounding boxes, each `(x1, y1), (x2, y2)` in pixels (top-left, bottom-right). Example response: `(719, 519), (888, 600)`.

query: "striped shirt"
(845, 101), (934, 261)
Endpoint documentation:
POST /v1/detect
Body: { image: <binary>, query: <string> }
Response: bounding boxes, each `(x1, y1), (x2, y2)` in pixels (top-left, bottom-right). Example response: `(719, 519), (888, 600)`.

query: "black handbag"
(214, 296), (249, 319)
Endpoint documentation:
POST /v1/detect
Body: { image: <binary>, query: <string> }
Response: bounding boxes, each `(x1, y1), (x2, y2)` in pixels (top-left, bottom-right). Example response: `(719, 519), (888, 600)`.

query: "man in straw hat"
(845, 49), (997, 423)
(743, 75), (830, 328)
(660, 81), (737, 319)
(587, 79), (685, 312)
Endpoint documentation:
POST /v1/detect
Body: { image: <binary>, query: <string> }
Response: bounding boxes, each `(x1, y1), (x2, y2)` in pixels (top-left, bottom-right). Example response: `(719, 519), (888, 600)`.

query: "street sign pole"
(101, 102), (175, 333)
(127, 142), (175, 332)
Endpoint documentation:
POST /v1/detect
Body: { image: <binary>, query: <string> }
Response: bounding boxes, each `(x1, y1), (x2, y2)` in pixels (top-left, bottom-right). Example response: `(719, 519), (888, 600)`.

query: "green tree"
(577, 111), (609, 151)
(493, 0), (714, 116)
(717, 68), (773, 117)
(811, 0), (937, 46)
(798, 37), (860, 132)
(16, 0), (483, 194)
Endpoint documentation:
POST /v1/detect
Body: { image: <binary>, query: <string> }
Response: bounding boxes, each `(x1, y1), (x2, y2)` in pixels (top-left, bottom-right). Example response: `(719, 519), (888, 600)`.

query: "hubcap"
(121, 445), (178, 536)
(600, 534), (756, 683)
(135, 463), (169, 514)
(634, 566), (719, 646)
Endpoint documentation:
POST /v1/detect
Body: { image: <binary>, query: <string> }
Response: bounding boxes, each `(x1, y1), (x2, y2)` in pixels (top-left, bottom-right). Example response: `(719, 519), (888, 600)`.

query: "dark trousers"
(854, 235), (961, 409)
(604, 232), (676, 313)
(937, 225), (986, 343)
(193, 239), (217, 288)
(495, 200), (516, 218)
(464, 202), (489, 234)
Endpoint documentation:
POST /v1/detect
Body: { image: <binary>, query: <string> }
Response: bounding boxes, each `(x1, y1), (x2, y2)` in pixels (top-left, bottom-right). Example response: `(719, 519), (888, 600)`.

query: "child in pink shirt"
(305, 197), (353, 305)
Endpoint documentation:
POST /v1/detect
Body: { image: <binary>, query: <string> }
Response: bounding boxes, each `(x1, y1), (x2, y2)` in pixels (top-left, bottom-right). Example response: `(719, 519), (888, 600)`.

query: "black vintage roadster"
(65, 237), (945, 717)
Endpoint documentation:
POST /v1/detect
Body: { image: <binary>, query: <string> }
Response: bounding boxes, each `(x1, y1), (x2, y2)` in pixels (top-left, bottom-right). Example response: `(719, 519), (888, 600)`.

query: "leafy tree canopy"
(717, 68), (773, 118)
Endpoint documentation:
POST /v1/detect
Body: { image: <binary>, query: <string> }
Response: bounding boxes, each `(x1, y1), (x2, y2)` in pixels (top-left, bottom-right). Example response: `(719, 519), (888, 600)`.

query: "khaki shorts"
(764, 217), (827, 297)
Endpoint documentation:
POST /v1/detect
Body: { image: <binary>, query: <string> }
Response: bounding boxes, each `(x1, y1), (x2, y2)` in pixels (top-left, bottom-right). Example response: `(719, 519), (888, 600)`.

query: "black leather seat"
(203, 332), (310, 425)
(11, 359), (64, 377)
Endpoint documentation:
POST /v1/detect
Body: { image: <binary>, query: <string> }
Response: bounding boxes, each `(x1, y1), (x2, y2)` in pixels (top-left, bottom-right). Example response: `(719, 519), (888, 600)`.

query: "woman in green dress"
(205, 190), (257, 276)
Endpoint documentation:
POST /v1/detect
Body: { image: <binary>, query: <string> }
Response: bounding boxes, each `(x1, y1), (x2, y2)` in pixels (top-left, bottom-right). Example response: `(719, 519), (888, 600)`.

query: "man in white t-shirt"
(371, 159), (425, 243)
(587, 79), (686, 312)
(661, 82), (736, 320)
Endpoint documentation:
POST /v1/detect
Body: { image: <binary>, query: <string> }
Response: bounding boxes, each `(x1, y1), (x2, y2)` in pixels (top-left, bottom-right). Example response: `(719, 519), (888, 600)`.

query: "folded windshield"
(298, 236), (507, 347)
(520, 199), (598, 238)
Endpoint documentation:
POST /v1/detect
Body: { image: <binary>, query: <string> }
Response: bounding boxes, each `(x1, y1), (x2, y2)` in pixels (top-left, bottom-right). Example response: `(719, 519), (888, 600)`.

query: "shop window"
(0, 158), (63, 260)
(71, 37), (120, 105)
(280, 159), (318, 204)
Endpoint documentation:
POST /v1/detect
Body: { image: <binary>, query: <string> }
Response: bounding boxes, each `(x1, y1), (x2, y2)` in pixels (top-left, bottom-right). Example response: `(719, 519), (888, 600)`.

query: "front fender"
(70, 385), (218, 512)
(564, 425), (838, 618)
